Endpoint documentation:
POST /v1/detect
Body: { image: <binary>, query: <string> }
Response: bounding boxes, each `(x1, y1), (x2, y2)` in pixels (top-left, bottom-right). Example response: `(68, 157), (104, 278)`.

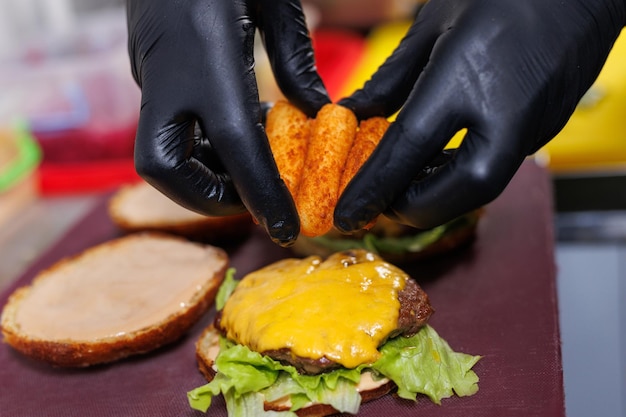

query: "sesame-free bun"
(195, 325), (397, 417)
(1, 233), (228, 367)
(108, 180), (253, 241)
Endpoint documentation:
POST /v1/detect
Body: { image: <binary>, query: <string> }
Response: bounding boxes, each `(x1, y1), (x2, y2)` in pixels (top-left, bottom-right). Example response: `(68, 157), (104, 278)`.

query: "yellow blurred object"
(340, 20), (466, 148)
(343, 23), (626, 169)
(340, 20), (411, 99)
(537, 30), (626, 173)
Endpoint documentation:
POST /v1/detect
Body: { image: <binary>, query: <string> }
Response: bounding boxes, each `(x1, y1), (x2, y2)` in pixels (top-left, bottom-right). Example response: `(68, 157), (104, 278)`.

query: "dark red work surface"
(0, 160), (563, 417)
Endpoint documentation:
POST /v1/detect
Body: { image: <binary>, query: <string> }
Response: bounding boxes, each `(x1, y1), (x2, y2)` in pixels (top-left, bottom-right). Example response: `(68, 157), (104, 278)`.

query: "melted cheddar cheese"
(220, 251), (408, 369)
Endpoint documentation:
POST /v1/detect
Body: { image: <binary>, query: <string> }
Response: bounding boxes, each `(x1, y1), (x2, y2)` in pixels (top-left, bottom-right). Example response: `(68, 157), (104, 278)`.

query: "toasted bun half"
(195, 325), (397, 417)
(108, 180), (253, 242)
(1, 233), (228, 367)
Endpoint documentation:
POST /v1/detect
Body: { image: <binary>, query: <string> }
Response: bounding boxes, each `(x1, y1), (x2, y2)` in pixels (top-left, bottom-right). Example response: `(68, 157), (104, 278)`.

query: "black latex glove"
(127, 0), (330, 246)
(336, 0), (626, 232)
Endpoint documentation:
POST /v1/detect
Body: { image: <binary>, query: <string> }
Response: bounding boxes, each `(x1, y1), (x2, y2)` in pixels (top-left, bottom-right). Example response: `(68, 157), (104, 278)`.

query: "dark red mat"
(0, 160), (563, 417)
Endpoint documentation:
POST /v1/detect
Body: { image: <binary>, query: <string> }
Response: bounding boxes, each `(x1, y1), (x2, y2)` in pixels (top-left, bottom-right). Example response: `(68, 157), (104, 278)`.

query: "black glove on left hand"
(127, 0), (330, 246)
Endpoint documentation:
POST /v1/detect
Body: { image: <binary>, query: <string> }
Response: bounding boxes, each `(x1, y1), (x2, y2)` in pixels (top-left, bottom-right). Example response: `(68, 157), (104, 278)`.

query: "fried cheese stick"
(265, 100), (311, 198)
(296, 104), (358, 237)
(338, 117), (390, 195)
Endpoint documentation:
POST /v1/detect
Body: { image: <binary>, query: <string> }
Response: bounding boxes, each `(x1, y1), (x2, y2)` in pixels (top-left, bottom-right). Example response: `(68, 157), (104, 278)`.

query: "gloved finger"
(257, 0), (331, 117)
(128, 0), (248, 215)
(201, 111), (300, 246)
(130, 0), (301, 245)
(334, 71), (467, 233)
(189, 125), (228, 174)
(134, 101), (246, 217)
(337, 4), (445, 119)
(189, 14), (300, 246)
(386, 128), (526, 229)
(136, 90), (300, 246)
(133, 12), (298, 239)
(335, 6), (522, 232)
(259, 101), (274, 124)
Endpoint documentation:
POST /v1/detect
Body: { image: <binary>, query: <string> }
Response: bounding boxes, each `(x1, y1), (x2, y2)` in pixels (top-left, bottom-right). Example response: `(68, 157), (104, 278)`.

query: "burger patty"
(214, 276), (434, 375)
(394, 277), (434, 338)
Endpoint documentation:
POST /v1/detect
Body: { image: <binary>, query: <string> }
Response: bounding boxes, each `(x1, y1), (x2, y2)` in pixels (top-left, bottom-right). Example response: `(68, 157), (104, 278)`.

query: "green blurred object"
(0, 123), (41, 192)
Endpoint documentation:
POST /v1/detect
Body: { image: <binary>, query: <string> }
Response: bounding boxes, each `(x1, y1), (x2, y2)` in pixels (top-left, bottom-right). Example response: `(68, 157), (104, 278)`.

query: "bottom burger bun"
(195, 324), (397, 417)
(0, 233), (228, 367)
(188, 250), (481, 416)
(291, 210), (483, 264)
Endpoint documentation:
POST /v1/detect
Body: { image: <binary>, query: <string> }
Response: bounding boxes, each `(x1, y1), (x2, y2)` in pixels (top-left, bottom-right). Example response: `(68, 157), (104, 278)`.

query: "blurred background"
(0, 1), (623, 416)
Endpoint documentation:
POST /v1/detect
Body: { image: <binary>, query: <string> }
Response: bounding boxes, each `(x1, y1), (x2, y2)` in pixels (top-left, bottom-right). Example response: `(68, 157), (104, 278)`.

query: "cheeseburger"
(188, 250), (480, 416)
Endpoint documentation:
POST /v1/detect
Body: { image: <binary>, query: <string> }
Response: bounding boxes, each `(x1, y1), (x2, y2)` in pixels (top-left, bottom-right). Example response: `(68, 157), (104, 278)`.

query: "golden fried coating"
(296, 104), (358, 237)
(265, 100), (311, 197)
(339, 117), (390, 195)
(267, 101), (389, 237)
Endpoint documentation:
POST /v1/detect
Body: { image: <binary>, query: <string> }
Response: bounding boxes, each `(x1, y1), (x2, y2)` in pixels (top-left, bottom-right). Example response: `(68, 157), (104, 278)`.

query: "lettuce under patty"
(187, 269), (480, 416)
(305, 213), (477, 256)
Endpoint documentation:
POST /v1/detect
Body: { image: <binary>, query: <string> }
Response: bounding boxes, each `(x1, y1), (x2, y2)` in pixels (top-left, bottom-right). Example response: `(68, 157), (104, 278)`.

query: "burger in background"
(291, 149), (483, 264)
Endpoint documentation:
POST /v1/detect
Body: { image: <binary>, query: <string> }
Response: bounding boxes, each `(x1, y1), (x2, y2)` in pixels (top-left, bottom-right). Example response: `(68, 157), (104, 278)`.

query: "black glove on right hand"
(335, 0), (625, 232)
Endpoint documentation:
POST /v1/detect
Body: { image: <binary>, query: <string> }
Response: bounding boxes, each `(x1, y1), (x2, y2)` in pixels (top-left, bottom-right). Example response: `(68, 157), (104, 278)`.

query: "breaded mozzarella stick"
(339, 117), (390, 195)
(296, 104), (357, 237)
(265, 100), (311, 198)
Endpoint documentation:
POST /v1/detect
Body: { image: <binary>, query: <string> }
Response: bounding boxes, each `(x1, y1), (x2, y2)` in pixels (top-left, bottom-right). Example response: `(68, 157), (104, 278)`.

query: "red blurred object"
(30, 71), (141, 195)
(31, 73), (138, 164)
(312, 30), (365, 101)
(30, 74), (139, 195)
(36, 30), (364, 195)
(38, 159), (140, 195)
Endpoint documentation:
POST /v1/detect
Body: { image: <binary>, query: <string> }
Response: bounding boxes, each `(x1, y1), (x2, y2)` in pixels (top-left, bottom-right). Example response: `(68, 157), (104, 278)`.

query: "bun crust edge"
(1, 233), (228, 367)
(108, 182), (253, 242)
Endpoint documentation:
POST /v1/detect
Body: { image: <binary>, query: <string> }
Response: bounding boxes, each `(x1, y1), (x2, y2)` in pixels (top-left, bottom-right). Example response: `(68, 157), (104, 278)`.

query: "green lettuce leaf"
(372, 325), (481, 403)
(188, 325), (480, 415)
(215, 268), (238, 311)
(308, 214), (475, 256)
(187, 336), (363, 415)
